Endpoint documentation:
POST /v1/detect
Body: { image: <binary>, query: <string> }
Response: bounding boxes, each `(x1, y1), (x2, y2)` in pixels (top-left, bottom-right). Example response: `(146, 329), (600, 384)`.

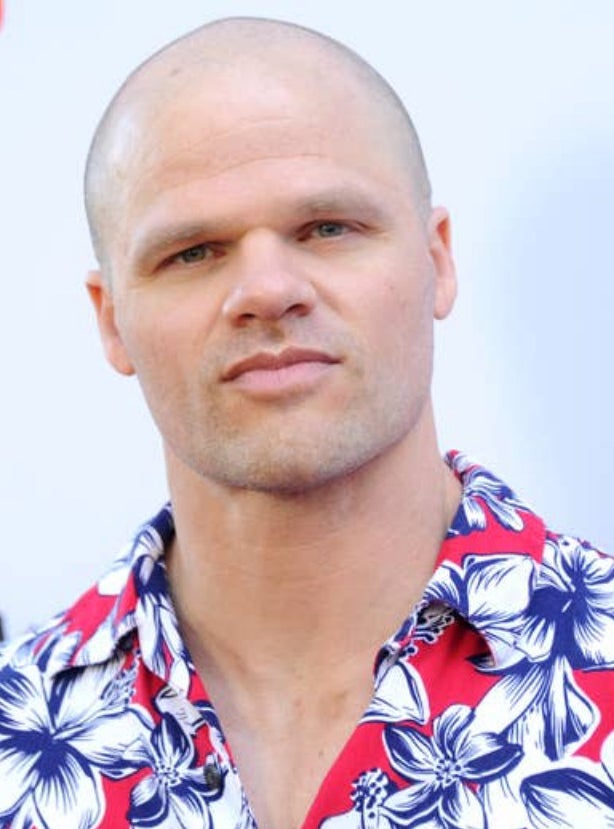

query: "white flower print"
(321, 769), (397, 829)
(134, 554), (191, 693)
(128, 713), (221, 828)
(362, 661), (429, 726)
(519, 535), (614, 669)
(382, 704), (523, 829)
(425, 552), (536, 667)
(446, 452), (529, 534)
(0, 659), (144, 829)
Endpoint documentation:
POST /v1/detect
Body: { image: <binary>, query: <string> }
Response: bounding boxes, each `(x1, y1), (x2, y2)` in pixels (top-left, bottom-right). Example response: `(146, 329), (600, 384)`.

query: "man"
(1, 16), (613, 829)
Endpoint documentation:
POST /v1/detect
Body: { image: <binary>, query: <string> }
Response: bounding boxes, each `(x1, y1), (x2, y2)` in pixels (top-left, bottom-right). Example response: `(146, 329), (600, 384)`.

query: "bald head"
(84, 17), (432, 270)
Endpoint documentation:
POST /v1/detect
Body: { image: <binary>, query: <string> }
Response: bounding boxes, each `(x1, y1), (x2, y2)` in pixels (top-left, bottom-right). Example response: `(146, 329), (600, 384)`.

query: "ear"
(427, 206), (457, 321)
(85, 270), (135, 376)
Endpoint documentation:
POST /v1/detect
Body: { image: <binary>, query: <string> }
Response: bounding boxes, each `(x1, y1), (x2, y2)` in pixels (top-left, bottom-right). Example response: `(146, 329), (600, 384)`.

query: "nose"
(222, 231), (317, 325)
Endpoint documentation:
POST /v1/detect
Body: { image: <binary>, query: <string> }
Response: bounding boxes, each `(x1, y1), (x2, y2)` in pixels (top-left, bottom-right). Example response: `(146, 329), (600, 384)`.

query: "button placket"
(203, 754), (224, 795)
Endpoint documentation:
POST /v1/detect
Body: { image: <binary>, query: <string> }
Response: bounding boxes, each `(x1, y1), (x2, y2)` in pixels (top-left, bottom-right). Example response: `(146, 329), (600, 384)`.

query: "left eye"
(312, 222), (348, 238)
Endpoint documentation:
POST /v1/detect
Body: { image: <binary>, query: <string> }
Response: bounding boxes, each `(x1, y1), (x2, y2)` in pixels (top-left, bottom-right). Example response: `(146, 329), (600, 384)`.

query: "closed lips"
(221, 348), (339, 381)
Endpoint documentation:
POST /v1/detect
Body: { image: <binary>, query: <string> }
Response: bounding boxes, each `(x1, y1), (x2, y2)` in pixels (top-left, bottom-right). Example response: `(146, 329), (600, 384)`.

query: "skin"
(84, 18), (432, 264)
(86, 19), (460, 829)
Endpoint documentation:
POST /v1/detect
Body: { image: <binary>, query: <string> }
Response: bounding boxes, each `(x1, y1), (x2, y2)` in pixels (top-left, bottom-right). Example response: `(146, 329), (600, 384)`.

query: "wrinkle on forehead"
(84, 17), (431, 271)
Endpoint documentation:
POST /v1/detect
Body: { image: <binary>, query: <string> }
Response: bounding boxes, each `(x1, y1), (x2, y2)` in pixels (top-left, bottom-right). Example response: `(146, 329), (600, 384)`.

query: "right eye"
(173, 244), (212, 265)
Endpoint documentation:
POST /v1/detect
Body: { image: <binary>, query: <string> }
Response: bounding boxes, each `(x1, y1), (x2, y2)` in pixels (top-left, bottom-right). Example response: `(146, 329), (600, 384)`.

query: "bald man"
(1, 17), (614, 829)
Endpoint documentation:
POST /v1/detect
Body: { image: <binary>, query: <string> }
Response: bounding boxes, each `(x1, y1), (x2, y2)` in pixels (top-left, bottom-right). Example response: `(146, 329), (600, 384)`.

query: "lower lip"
(229, 360), (336, 396)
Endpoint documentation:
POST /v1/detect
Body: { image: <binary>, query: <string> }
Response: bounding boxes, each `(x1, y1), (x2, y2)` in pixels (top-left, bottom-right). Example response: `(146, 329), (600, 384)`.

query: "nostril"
(223, 282), (316, 323)
(288, 302), (311, 317)
(233, 311), (259, 328)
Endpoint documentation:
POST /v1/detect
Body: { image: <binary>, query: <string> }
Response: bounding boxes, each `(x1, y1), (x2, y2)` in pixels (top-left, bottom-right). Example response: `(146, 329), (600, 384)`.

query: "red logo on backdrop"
(0, 0), (4, 29)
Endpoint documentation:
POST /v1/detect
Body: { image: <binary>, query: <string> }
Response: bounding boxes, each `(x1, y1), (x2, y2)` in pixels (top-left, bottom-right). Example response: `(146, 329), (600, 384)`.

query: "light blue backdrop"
(1, 1), (612, 637)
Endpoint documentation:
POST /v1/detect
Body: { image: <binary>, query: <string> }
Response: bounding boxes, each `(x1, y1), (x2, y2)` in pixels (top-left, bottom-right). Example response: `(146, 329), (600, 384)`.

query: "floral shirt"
(2, 451), (614, 829)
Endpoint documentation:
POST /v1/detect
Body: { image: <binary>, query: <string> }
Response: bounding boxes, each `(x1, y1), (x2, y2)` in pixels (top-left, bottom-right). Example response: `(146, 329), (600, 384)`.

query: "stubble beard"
(154, 314), (435, 496)
(170, 371), (432, 496)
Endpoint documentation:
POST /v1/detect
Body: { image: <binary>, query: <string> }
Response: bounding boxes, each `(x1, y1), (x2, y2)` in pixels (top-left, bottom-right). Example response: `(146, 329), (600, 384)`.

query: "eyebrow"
(130, 222), (222, 269)
(294, 190), (390, 222)
(129, 187), (391, 269)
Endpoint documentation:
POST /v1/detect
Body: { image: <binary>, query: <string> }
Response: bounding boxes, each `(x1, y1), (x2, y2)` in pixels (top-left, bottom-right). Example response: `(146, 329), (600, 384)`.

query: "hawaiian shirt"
(2, 451), (614, 828)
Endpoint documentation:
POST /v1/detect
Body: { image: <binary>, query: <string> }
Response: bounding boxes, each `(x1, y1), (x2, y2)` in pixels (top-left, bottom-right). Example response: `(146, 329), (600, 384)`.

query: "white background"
(0, 2), (612, 638)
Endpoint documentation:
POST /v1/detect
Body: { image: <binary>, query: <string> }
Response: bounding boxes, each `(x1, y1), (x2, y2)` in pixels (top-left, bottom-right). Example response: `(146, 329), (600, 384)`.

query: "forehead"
(103, 64), (413, 259)
(131, 66), (398, 171)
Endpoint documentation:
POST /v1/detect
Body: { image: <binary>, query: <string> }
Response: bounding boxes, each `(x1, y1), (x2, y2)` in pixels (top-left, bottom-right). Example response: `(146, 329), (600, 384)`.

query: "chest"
(8, 610), (614, 829)
(216, 688), (375, 829)
(139, 621), (614, 829)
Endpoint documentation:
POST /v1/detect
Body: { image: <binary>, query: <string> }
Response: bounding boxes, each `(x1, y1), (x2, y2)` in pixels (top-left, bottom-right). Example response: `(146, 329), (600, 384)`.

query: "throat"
(192, 650), (377, 829)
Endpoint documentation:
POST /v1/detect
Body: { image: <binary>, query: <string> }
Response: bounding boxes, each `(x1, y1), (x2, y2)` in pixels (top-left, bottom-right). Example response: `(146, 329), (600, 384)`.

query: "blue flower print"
(447, 452), (528, 536)
(517, 728), (614, 826)
(135, 554), (192, 693)
(0, 660), (144, 829)
(474, 536), (614, 761)
(382, 704), (523, 829)
(521, 767), (614, 828)
(1, 617), (81, 677)
(474, 657), (597, 769)
(128, 713), (221, 828)
(519, 535), (614, 669)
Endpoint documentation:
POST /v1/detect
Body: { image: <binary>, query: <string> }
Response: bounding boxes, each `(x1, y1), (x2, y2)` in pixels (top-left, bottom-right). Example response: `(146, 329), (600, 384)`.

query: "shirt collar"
(32, 451), (545, 681)
(380, 451), (546, 671)
(21, 506), (175, 681)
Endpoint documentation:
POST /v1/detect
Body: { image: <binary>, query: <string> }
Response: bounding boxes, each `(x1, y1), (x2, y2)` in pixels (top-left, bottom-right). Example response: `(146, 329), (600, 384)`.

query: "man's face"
(89, 65), (456, 493)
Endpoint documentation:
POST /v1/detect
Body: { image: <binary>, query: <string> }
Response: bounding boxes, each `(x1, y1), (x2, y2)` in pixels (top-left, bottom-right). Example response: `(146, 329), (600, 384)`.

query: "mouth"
(221, 347), (340, 395)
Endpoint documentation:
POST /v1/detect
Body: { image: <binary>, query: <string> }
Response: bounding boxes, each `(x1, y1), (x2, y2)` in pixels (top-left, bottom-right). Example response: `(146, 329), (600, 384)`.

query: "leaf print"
(521, 767), (614, 828)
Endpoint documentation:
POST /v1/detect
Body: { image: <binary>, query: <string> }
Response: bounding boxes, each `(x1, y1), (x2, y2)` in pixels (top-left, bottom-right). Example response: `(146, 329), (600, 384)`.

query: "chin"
(200, 455), (356, 496)
(171, 394), (426, 495)
(186, 427), (400, 496)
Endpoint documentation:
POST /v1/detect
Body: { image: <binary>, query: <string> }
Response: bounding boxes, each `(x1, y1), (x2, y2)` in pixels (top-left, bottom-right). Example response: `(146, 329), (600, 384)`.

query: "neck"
(165, 408), (461, 692)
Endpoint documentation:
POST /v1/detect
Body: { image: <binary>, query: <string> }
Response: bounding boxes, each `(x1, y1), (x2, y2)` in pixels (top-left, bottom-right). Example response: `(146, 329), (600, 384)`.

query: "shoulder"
(543, 526), (612, 565)
(535, 529), (614, 661)
(542, 523), (614, 592)
(0, 502), (174, 681)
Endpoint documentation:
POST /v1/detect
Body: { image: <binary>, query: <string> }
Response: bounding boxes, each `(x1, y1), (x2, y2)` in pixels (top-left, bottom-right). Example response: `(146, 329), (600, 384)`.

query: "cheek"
(356, 267), (436, 385)
(114, 326), (182, 412)
(363, 269), (435, 341)
(116, 291), (216, 377)
(119, 311), (203, 443)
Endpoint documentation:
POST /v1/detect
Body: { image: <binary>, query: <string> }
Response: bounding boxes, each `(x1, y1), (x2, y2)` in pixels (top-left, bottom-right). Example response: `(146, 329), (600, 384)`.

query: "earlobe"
(85, 270), (135, 376)
(428, 207), (457, 321)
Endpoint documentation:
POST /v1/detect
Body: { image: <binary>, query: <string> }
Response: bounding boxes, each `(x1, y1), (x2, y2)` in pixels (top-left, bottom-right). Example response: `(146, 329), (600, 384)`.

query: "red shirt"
(1, 451), (614, 828)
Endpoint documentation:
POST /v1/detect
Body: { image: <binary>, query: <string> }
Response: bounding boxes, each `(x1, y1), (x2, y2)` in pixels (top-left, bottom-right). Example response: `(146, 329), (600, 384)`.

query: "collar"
(25, 452), (545, 683)
(379, 451), (546, 671)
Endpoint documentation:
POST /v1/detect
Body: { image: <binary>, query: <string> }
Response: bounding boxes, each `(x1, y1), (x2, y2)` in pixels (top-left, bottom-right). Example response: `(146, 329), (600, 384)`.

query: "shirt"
(1, 451), (614, 829)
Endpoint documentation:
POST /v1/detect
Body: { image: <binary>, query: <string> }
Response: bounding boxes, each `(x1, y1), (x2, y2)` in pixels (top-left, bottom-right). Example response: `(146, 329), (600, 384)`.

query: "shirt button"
(203, 758), (224, 794)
